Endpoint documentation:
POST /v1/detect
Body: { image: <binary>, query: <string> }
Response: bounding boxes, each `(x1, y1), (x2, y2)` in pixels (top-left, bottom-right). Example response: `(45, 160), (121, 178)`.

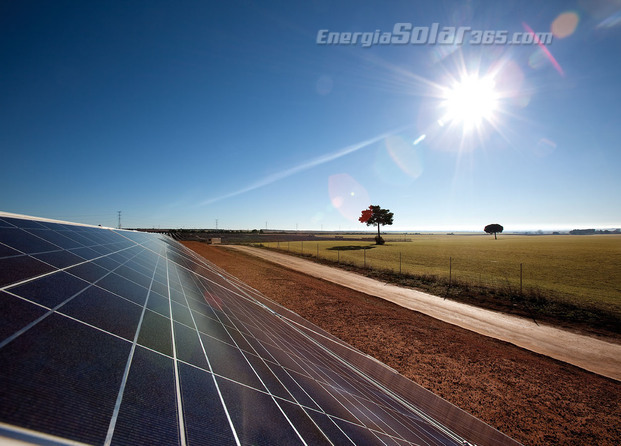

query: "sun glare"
(442, 74), (499, 130)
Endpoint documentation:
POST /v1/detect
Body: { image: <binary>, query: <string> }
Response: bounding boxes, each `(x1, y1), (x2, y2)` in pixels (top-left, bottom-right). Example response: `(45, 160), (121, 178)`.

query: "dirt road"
(227, 245), (621, 381)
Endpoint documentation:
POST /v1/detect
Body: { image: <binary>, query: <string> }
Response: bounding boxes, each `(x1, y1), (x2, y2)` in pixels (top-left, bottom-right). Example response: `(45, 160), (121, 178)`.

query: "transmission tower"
(117, 211), (121, 229)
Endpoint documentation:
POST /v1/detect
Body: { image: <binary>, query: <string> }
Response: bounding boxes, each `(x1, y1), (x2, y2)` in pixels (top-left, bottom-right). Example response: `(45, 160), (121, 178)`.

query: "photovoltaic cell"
(111, 346), (179, 445)
(178, 362), (237, 445)
(0, 291), (48, 340)
(59, 286), (143, 341)
(0, 313), (131, 444)
(0, 213), (521, 445)
(9, 271), (90, 308)
(0, 227), (60, 253)
(137, 310), (173, 357)
(0, 255), (56, 287)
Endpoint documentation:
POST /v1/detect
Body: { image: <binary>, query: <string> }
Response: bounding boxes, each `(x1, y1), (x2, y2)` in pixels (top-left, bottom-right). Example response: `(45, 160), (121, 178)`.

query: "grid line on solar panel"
(0, 312), (132, 444)
(216, 282), (464, 444)
(104, 250), (164, 444)
(109, 346), (180, 445)
(307, 340), (457, 442)
(190, 284), (360, 444)
(0, 291), (49, 341)
(0, 225), (139, 266)
(0, 242), (23, 258)
(200, 260), (470, 444)
(0, 255), (57, 288)
(202, 294), (426, 444)
(233, 318), (389, 441)
(1, 216), (518, 445)
(1, 240), (144, 292)
(164, 250), (190, 446)
(177, 362), (238, 445)
(1, 297), (294, 414)
(0, 236), (165, 354)
(164, 251), (242, 445)
(0, 227), (64, 254)
(173, 266), (328, 444)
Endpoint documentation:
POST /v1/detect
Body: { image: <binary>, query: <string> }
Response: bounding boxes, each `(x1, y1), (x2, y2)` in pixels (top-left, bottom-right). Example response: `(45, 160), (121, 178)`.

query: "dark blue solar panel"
(95, 273), (150, 306)
(2, 217), (48, 229)
(26, 228), (84, 250)
(0, 243), (21, 258)
(0, 291), (48, 340)
(32, 249), (86, 268)
(147, 291), (172, 317)
(217, 378), (305, 446)
(8, 271), (90, 308)
(65, 261), (112, 283)
(173, 322), (210, 369)
(111, 346), (179, 445)
(0, 227), (60, 254)
(59, 286), (143, 341)
(0, 255), (56, 288)
(178, 363), (237, 445)
(0, 214), (520, 446)
(0, 313), (131, 444)
(137, 309), (174, 356)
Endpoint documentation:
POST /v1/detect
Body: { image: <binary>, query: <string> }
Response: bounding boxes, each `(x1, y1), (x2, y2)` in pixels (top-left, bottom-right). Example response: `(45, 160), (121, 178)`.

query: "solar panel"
(0, 213), (520, 445)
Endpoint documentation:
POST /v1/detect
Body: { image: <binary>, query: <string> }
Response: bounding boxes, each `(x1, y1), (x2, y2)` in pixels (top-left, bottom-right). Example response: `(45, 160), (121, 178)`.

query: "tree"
(484, 223), (504, 240)
(359, 205), (394, 244)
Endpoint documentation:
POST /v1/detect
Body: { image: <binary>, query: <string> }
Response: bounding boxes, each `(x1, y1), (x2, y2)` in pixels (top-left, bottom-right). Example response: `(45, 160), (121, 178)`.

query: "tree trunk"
(494, 232), (497, 240)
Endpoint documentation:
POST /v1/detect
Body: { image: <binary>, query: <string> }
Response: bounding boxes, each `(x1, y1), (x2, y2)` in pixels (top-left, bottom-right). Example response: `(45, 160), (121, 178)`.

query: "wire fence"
(262, 241), (531, 295)
(251, 239), (621, 333)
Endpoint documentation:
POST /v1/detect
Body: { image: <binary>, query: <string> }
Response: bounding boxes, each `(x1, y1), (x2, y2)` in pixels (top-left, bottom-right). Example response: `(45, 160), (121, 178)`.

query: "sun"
(442, 74), (499, 131)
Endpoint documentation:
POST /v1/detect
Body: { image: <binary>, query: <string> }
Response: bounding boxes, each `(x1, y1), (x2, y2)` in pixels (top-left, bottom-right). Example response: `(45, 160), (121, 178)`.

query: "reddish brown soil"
(183, 242), (621, 446)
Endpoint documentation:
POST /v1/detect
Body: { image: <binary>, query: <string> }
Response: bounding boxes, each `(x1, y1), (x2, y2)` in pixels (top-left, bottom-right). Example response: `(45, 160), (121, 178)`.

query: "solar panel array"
(0, 214), (520, 445)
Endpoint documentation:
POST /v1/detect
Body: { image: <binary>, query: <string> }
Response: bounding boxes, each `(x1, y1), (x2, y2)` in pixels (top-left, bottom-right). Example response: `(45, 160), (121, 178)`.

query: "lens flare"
(552, 12), (579, 38)
(316, 75), (334, 95)
(328, 173), (370, 221)
(413, 134), (426, 145)
(523, 22), (564, 76)
(534, 138), (557, 157)
(385, 135), (424, 179)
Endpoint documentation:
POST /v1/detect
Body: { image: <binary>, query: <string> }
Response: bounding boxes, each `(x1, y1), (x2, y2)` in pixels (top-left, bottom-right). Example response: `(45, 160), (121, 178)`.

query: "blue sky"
(1, 1), (620, 231)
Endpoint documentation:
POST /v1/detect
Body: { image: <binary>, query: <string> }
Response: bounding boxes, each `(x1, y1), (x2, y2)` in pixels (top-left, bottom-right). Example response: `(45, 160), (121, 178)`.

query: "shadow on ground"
(327, 245), (375, 251)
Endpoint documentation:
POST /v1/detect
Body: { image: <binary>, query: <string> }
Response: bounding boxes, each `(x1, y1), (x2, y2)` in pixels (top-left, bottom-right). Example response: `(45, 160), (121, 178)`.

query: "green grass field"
(261, 234), (621, 316)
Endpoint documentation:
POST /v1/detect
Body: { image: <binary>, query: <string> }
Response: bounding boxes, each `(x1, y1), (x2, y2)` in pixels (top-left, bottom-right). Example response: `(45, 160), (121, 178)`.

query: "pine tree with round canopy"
(484, 223), (504, 240)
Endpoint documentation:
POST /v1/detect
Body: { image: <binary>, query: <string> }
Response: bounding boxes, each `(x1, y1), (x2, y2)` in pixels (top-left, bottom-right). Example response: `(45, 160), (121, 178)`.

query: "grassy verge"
(250, 243), (621, 340)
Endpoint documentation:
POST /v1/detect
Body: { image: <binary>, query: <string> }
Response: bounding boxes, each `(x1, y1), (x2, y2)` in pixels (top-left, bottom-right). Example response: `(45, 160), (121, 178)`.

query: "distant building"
(207, 237), (221, 244)
(569, 229), (596, 235)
